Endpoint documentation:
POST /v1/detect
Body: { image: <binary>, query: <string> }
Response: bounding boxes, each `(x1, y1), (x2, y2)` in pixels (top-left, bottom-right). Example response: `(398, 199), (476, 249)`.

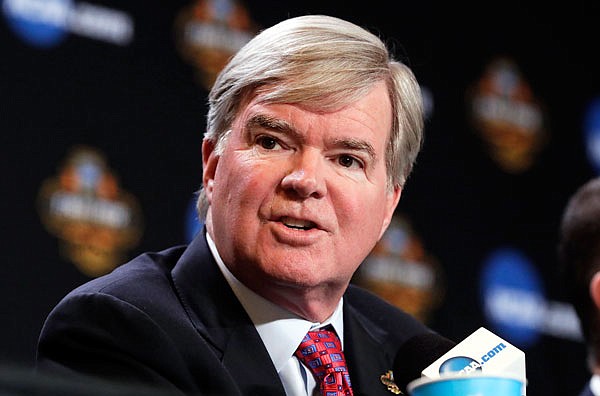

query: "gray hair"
(197, 14), (424, 218)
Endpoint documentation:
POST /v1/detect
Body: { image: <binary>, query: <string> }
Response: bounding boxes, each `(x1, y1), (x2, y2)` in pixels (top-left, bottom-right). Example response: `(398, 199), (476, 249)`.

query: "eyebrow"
(245, 113), (377, 163)
(246, 113), (297, 136)
(330, 137), (377, 163)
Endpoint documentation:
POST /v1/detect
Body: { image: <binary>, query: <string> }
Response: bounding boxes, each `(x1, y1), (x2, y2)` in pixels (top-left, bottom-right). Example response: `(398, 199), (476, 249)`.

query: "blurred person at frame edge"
(559, 177), (600, 396)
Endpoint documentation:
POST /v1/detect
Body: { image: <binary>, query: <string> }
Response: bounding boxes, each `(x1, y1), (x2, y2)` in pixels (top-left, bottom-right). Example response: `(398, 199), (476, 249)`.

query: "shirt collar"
(591, 374), (600, 395)
(205, 232), (345, 372)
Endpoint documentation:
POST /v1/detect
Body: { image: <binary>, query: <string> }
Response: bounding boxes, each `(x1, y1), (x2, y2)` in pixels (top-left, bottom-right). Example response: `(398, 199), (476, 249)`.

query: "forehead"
(235, 81), (392, 144)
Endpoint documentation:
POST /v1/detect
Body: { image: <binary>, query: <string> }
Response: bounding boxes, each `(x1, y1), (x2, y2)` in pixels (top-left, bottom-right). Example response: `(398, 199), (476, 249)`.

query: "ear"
(378, 186), (402, 239)
(590, 272), (600, 310)
(202, 139), (219, 205)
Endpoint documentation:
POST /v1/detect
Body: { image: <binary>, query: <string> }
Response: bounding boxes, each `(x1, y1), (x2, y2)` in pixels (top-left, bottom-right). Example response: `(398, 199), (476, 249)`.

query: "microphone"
(418, 327), (526, 395)
(392, 331), (457, 395)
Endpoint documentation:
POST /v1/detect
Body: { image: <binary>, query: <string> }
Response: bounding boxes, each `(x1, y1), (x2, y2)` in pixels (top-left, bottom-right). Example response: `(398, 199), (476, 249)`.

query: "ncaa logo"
(480, 247), (544, 347)
(3, 0), (71, 47)
(584, 97), (600, 175)
(3, 0), (134, 48)
(185, 195), (203, 242)
(439, 356), (482, 375)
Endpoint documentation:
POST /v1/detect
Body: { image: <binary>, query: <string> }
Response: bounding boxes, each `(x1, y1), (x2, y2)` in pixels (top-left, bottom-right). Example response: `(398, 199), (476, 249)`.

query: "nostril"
(282, 170), (316, 194)
(281, 155), (327, 198)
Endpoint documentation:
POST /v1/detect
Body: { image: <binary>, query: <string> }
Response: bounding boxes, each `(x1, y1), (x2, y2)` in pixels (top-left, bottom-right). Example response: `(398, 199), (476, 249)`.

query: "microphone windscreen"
(393, 331), (456, 394)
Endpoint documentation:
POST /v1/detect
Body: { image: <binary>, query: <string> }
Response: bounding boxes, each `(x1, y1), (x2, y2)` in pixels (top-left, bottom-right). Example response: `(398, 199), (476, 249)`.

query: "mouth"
(280, 216), (318, 231)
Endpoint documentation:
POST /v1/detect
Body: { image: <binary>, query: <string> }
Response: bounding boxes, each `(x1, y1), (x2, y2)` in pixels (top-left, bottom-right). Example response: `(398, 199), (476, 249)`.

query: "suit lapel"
(171, 230), (286, 396)
(221, 324), (285, 396)
(344, 301), (399, 396)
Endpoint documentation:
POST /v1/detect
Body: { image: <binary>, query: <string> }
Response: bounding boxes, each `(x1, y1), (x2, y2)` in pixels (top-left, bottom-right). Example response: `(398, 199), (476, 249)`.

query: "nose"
(280, 150), (327, 199)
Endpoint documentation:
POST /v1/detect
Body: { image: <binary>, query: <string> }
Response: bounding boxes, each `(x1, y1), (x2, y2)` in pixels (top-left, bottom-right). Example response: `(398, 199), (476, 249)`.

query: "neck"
(233, 268), (346, 322)
(261, 283), (345, 323)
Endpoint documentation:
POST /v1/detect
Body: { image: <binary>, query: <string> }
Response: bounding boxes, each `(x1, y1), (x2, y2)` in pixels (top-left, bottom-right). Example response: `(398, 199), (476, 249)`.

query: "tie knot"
(294, 328), (354, 396)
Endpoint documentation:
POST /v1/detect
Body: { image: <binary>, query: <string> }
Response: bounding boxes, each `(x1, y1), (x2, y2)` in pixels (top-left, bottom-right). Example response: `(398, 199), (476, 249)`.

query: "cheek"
(334, 191), (387, 255)
(336, 188), (387, 226)
(332, 199), (384, 276)
(212, 155), (277, 211)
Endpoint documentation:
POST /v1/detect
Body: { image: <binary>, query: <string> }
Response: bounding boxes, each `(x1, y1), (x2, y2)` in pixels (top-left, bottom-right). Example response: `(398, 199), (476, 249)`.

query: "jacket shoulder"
(345, 283), (429, 342)
(68, 245), (187, 302)
(36, 244), (215, 393)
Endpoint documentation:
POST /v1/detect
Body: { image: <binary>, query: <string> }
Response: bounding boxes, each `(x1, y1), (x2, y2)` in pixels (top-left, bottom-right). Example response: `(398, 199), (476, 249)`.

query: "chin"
(268, 267), (346, 291)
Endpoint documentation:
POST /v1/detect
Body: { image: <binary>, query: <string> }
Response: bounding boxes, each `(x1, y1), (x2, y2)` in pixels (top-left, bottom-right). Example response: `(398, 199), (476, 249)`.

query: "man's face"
(203, 81), (401, 301)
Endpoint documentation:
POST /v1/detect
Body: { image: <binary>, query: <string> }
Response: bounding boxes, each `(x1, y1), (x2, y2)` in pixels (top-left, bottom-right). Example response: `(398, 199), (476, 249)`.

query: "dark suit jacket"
(37, 230), (430, 395)
(579, 380), (594, 396)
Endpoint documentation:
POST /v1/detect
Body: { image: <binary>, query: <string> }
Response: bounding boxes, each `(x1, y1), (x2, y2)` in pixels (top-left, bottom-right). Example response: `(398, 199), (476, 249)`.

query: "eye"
(256, 135), (281, 150)
(337, 155), (363, 169)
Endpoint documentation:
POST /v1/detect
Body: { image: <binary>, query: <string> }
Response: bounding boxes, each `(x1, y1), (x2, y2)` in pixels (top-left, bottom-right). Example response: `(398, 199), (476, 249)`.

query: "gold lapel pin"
(380, 370), (402, 394)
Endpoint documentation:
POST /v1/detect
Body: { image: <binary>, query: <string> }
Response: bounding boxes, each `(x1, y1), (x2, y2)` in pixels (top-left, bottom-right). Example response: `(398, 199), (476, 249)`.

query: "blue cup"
(408, 373), (524, 396)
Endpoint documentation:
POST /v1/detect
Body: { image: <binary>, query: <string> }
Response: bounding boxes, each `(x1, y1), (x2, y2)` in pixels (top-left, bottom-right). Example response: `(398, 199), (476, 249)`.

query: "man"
(559, 177), (600, 396)
(37, 14), (438, 396)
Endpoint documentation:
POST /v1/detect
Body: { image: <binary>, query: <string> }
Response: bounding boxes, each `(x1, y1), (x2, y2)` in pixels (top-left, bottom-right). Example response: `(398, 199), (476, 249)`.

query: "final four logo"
(467, 57), (547, 173)
(174, 0), (257, 90)
(356, 215), (444, 324)
(37, 146), (143, 276)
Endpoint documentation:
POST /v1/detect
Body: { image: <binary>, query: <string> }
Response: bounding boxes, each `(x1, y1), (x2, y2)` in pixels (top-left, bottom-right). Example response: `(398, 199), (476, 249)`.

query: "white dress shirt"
(590, 374), (600, 396)
(206, 233), (345, 396)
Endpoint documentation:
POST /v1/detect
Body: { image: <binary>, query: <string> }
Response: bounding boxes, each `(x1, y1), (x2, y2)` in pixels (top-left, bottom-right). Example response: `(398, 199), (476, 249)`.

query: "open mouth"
(281, 216), (317, 230)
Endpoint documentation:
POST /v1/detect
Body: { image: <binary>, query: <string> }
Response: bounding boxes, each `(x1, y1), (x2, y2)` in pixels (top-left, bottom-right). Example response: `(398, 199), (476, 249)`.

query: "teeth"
(281, 216), (315, 230)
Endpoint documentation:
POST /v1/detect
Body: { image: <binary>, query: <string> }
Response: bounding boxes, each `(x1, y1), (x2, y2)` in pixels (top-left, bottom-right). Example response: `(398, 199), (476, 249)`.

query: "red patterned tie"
(294, 328), (354, 396)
